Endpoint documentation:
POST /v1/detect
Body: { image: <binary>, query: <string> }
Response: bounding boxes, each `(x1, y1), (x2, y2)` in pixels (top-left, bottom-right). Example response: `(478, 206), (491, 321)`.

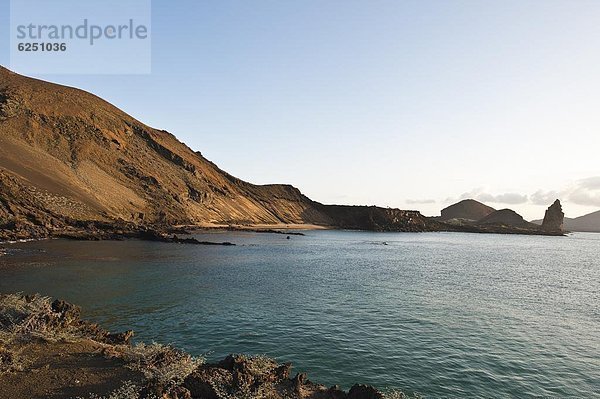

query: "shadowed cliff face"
(542, 200), (565, 232)
(0, 66), (434, 238)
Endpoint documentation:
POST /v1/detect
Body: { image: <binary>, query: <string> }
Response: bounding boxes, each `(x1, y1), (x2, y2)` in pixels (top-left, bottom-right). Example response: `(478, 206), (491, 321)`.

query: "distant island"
(434, 198), (567, 235)
(0, 66), (569, 241)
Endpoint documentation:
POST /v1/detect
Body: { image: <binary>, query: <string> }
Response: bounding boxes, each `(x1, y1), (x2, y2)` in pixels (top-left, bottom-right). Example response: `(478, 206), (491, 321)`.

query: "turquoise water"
(1, 231), (599, 397)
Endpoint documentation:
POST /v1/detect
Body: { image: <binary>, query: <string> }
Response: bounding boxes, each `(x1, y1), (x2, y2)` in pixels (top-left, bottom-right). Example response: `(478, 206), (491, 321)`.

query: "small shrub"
(0, 293), (81, 343)
(383, 389), (423, 399)
(238, 354), (278, 376)
(0, 293), (53, 334)
(0, 344), (25, 373)
(120, 342), (204, 385)
(74, 380), (158, 399)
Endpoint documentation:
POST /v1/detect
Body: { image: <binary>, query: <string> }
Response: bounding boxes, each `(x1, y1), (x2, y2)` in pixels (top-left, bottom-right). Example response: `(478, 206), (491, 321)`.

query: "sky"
(1, 0), (599, 219)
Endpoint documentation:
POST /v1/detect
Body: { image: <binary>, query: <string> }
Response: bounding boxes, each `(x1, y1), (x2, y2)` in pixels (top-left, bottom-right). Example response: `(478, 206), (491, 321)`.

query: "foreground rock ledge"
(0, 293), (395, 399)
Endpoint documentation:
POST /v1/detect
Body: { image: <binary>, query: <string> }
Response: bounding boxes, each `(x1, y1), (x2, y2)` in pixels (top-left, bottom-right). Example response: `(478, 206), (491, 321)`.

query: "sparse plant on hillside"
(120, 342), (204, 385)
(0, 293), (84, 343)
(383, 389), (423, 399)
(75, 380), (158, 399)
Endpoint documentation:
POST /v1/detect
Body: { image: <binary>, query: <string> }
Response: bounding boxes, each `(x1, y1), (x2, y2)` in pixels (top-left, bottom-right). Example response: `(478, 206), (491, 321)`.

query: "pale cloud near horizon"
(530, 190), (561, 206)
(454, 188), (529, 205)
(477, 192), (529, 205)
(566, 177), (600, 207)
(406, 199), (436, 205)
(442, 176), (600, 213)
(529, 177), (600, 208)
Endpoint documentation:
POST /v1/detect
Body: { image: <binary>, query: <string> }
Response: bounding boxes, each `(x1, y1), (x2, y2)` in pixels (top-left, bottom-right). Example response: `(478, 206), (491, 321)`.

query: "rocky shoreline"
(437, 222), (566, 236)
(0, 220), (239, 246)
(0, 294), (395, 399)
(0, 210), (565, 245)
(0, 222), (565, 246)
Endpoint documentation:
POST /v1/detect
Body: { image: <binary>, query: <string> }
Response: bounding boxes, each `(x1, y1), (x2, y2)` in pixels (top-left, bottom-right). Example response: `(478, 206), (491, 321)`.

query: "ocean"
(1, 230), (598, 397)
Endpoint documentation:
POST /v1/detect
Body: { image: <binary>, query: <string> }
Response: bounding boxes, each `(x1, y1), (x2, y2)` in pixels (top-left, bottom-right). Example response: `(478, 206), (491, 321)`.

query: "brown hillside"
(440, 199), (495, 221)
(566, 210), (600, 232)
(477, 209), (535, 228)
(0, 66), (433, 238)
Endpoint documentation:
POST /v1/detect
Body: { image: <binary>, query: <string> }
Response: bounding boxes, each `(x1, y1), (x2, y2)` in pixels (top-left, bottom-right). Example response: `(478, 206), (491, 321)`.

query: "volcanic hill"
(0, 66), (432, 240)
(439, 199), (496, 222)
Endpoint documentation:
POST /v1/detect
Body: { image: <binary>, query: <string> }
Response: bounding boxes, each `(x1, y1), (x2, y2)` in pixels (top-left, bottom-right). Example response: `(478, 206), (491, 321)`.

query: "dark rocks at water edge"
(58, 229), (236, 246)
(0, 293), (392, 399)
(0, 219), (235, 246)
(227, 227), (306, 236)
(182, 354), (385, 399)
(136, 230), (235, 246)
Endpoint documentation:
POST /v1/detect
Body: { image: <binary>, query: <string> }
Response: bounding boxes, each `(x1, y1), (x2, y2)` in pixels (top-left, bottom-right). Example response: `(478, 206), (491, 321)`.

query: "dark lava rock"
(142, 382), (192, 399)
(542, 199), (565, 232)
(348, 384), (385, 399)
(49, 299), (82, 328)
(184, 366), (231, 399)
(165, 386), (192, 399)
(51, 299), (81, 320)
(293, 372), (309, 393)
(185, 354), (293, 398)
(326, 385), (349, 399)
(104, 330), (134, 344)
(137, 230), (235, 246)
(183, 354), (385, 399)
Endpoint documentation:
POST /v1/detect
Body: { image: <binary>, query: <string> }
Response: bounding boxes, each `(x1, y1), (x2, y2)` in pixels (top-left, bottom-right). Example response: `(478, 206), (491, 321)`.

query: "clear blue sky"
(1, 0), (599, 219)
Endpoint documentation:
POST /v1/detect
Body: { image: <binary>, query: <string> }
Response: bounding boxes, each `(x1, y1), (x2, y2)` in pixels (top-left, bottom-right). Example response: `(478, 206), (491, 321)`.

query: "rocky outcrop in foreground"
(0, 294), (393, 399)
(180, 354), (385, 399)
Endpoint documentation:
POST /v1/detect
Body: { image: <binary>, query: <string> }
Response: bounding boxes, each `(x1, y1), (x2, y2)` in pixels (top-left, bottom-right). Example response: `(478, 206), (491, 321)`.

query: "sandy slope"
(0, 65), (434, 239)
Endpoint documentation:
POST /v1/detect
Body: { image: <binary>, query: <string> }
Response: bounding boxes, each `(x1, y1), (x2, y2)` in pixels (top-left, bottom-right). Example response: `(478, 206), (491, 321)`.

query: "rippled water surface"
(1, 231), (599, 397)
